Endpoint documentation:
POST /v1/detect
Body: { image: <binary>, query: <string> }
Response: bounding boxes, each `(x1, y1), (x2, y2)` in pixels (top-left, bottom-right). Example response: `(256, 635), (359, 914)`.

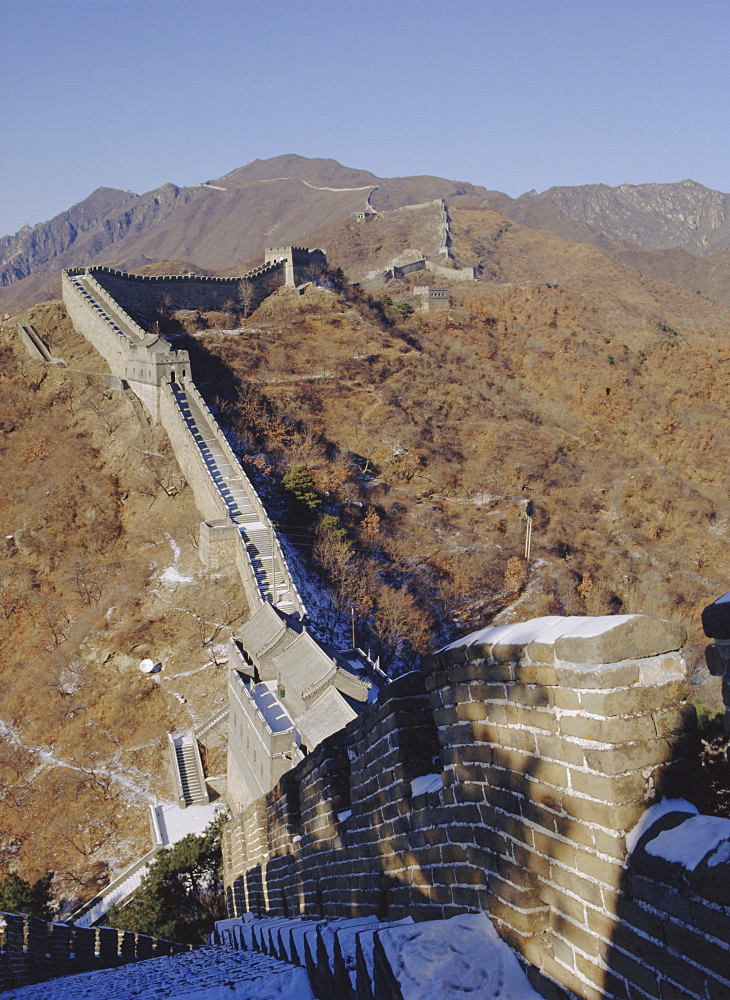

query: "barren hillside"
(0, 308), (239, 909)
(2, 191), (729, 909)
(173, 203), (730, 706)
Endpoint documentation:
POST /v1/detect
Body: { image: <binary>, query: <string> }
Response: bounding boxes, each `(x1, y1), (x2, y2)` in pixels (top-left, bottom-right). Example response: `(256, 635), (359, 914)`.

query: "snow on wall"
(222, 614), (729, 1000)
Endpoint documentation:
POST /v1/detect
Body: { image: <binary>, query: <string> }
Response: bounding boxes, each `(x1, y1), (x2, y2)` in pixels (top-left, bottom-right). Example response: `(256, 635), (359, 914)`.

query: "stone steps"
(170, 382), (299, 614)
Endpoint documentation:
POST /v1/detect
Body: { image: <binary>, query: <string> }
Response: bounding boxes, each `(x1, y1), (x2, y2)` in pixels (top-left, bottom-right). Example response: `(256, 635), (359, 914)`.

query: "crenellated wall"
(0, 912), (190, 991)
(221, 614), (730, 1000)
(90, 261), (287, 316)
(62, 260), (306, 619)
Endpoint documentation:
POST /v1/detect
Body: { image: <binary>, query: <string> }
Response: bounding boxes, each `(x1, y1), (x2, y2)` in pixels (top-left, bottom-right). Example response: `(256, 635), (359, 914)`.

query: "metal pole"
(351, 607), (356, 648)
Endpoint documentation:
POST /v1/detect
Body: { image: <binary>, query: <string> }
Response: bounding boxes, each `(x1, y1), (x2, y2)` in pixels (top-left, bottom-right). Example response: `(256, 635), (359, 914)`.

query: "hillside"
(1, 180), (729, 908)
(0, 309), (237, 907)
(0, 155), (488, 313)
(171, 202), (729, 705)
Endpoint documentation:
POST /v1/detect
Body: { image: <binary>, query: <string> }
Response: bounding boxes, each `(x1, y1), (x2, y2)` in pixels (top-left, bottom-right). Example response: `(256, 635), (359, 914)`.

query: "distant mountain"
(490, 179), (730, 255)
(488, 179), (730, 307)
(0, 155), (489, 311)
(4, 161), (730, 314)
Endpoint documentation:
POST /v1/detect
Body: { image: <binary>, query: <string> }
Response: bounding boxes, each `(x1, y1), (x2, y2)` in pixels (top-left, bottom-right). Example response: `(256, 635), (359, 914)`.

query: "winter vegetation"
(0, 175), (728, 934)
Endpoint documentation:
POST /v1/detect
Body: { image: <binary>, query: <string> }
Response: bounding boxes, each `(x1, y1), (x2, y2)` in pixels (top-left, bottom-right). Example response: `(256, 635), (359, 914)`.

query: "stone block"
(535, 733), (586, 767)
(583, 741), (670, 778)
(578, 680), (685, 717)
(701, 593), (730, 640)
(569, 766), (648, 804)
(553, 616), (686, 665)
(540, 955), (604, 1000)
(456, 701), (488, 722)
(556, 661), (641, 690)
(559, 712), (657, 744)
(514, 662), (559, 685)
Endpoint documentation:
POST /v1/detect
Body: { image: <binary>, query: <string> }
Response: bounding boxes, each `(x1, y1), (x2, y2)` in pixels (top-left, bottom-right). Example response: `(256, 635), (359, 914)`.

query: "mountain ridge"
(3, 156), (730, 314)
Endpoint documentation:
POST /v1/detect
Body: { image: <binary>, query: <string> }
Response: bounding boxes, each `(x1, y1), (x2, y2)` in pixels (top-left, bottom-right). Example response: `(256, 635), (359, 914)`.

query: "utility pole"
(520, 511), (533, 563)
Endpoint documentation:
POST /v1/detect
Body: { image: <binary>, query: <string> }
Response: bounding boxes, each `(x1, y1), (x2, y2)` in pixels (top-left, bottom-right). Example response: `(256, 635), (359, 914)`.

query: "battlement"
(263, 246), (327, 285)
(0, 912), (190, 991)
(222, 613), (730, 1000)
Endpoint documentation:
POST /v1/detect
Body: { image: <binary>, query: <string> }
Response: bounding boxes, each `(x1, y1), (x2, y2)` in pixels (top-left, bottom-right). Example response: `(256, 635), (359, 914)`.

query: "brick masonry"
(221, 615), (730, 1000)
(0, 912), (190, 991)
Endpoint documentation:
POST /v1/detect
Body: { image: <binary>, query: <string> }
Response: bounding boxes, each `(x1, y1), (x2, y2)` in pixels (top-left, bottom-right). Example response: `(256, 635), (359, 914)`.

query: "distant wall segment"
(61, 255), (308, 618)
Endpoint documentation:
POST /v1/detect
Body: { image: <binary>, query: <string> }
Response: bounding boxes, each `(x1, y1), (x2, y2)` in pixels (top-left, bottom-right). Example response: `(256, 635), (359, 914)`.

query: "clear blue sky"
(1, 0), (728, 237)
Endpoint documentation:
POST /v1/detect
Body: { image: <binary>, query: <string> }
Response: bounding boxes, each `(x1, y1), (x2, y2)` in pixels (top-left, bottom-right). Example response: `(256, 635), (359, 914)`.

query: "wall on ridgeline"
(62, 272), (132, 375)
(90, 261), (287, 317)
(157, 382), (230, 523)
(0, 912), (191, 991)
(62, 263), (306, 618)
(221, 614), (730, 1000)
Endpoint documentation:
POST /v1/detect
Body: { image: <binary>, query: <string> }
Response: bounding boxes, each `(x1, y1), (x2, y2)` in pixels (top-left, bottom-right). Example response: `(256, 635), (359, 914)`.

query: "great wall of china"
(4, 248), (728, 999)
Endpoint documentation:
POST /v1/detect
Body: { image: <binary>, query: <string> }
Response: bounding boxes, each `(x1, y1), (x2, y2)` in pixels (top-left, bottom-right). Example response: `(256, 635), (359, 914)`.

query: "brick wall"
(221, 614), (730, 1000)
(90, 262), (286, 316)
(0, 913), (190, 990)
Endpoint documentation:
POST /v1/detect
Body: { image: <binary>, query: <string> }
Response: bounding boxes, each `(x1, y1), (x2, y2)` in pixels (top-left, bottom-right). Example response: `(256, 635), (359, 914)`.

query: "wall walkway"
(62, 264), (305, 619)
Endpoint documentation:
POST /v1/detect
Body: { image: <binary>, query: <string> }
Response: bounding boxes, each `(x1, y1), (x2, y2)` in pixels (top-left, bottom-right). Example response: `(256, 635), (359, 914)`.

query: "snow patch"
(159, 534), (193, 584)
(377, 911), (542, 1000)
(410, 773), (443, 797)
(444, 614), (640, 652)
(626, 797), (698, 854)
(645, 814), (730, 871)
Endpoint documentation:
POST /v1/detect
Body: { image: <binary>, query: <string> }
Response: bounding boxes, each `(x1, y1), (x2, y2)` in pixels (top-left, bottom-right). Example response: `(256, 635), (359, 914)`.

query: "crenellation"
(217, 613), (728, 1000)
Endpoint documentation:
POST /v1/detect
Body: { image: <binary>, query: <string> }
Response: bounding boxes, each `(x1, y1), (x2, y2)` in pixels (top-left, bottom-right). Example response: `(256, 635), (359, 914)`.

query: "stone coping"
(426, 614), (687, 669)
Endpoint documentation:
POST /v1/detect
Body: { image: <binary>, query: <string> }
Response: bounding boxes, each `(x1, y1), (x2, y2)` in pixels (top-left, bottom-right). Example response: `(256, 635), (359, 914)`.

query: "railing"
(196, 705), (229, 742)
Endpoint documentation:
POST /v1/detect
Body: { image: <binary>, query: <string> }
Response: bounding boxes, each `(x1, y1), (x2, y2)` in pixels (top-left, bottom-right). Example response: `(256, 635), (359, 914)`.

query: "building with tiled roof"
(226, 607), (387, 811)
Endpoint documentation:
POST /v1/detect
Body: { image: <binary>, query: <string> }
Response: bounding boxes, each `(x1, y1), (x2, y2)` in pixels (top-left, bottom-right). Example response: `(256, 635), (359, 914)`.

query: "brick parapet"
(221, 614), (728, 1000)
(0, 912), (190, 989)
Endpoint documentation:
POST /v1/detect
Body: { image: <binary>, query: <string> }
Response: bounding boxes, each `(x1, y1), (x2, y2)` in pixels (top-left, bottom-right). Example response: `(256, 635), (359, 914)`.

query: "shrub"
(282, 465), (320, 511)
(107, 815), (226, 944)
(0, 872), (54, 920)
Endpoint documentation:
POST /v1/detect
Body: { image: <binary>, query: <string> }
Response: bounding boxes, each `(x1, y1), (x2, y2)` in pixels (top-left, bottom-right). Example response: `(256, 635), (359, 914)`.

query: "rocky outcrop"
(499, 178), (730, 256)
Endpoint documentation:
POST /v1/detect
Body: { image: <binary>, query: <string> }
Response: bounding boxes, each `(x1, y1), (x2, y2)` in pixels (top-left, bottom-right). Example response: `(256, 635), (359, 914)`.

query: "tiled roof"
(296, 686), (357, 751)
(236, 603), (291, 660)
(273, 629), (337, 705)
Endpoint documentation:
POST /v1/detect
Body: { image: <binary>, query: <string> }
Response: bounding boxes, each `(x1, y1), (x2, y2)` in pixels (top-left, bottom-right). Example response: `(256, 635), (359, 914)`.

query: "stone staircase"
(168, 733), (209, 808)
(169, 382), (297, 614)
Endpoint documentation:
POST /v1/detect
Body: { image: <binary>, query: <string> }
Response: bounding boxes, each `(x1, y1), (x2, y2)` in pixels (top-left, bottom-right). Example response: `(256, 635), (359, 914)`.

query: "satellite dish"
(139, 659), (155, 674)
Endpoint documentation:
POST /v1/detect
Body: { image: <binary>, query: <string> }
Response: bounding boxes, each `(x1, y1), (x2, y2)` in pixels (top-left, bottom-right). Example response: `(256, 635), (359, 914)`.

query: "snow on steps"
(0, 944), (314, 1000)
(209, 911), (542, 1000)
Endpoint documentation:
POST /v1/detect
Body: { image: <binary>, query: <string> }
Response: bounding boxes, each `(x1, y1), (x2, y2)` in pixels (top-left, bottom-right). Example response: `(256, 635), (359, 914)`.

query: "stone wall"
(90, 262), (287, 316)
(221, 614), (730, 1000)
(62, 272), (132, 374)
(0, 912), (190, 990)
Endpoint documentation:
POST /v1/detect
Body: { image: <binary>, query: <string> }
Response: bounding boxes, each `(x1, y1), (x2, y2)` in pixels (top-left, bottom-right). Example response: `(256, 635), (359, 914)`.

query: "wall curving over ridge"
(61, 256), (308, 618)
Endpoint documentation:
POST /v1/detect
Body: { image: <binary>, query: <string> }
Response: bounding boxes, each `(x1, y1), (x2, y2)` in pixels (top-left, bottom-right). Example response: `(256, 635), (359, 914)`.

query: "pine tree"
(0, 872), (54, 920)
(107, 815), (226, 944)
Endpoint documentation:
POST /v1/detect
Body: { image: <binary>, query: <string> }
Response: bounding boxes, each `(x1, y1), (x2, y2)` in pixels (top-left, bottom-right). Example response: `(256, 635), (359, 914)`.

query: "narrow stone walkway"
(169, 383), (297, 614)
(0, 945), (314, 999)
